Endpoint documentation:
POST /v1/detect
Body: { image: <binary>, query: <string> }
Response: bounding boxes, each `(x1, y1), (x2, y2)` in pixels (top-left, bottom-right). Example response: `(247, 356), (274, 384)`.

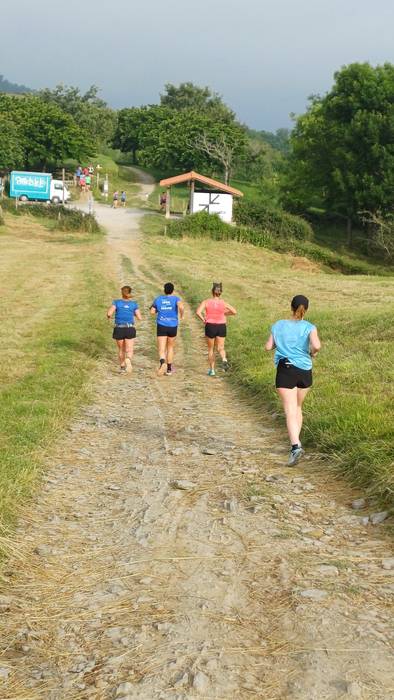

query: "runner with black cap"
(265, 294), (321, 465)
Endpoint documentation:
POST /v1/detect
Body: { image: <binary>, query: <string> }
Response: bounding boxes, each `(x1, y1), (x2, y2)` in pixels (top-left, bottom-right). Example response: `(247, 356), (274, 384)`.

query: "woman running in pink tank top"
(196, 282), (237, 376)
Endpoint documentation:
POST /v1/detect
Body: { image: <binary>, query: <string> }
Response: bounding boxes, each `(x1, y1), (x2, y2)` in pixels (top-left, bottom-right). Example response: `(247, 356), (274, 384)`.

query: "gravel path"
(0, 196), (393, 699)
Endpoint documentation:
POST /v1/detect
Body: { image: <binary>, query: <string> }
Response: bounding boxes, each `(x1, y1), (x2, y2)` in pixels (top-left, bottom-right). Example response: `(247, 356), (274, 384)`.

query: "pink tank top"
(205, 298), (226, 324)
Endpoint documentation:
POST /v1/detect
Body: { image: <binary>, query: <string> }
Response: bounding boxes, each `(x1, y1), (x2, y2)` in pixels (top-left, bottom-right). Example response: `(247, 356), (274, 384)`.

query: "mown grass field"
(142, 217), (394, 505)
(0, 212), (111, 533)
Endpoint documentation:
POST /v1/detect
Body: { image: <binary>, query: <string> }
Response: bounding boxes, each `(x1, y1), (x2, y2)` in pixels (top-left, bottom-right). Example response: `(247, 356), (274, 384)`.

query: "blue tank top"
(271, 319), (316, 370)
(113, 299), (139, 325)
(152, 295), (180, 327)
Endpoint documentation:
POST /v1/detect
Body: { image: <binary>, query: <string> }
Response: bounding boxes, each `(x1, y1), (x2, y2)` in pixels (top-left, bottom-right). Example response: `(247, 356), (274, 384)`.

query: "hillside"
(0, 74), (31, 94)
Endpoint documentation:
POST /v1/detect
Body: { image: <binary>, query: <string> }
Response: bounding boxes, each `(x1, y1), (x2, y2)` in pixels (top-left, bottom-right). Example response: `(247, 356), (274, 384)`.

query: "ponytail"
(293, 304), (306, 320)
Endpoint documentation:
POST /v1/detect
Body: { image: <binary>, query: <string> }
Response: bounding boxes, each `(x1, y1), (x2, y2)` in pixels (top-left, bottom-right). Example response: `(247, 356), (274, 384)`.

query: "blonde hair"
(293, 304), (306, 320)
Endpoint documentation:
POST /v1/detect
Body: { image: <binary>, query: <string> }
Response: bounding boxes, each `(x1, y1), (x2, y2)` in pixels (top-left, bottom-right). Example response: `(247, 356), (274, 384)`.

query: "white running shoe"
(288, 446), (305, 466)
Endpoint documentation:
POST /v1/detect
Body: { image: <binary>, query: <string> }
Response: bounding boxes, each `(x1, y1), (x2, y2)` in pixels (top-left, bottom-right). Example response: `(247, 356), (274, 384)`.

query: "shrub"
(234, 200), (313, 241)
(0, 198), (100, 233)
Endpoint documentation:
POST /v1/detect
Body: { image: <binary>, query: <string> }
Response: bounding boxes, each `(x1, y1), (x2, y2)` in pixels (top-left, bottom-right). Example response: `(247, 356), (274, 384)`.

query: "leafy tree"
(113, 107), (151, 163)
(0, 94), (93, 170)
(37, 84), (116, 147)
(0, 114), (24, 170)
(282, 63), (394, 242)
(160, 82), (235, 121)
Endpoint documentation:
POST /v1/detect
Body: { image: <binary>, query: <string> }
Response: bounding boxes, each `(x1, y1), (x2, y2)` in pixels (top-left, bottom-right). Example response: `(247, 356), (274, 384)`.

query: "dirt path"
(0, 192), (393, 699)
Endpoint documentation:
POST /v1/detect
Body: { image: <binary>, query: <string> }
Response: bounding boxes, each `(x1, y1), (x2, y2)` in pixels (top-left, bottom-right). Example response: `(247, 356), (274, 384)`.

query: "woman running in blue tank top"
(265, 295), (321, 465)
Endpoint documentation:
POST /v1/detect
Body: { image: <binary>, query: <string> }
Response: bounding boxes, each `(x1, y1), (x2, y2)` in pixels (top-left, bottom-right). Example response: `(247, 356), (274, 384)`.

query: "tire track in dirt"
(0, 199), (392, 699)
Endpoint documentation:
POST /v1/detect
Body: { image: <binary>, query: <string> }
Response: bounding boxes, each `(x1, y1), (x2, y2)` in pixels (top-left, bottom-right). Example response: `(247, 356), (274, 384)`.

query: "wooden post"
(62, 167), (65, 205)
(165, 186), (171, 219)
(189, 179), (195, 215)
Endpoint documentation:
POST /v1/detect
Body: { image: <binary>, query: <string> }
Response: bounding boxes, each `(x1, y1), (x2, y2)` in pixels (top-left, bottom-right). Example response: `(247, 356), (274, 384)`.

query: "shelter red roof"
(159, 171), (243, 197)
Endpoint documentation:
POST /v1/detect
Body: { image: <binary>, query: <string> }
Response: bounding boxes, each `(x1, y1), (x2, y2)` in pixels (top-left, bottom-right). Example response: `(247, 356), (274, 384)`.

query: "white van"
(50, 180), (71, 204)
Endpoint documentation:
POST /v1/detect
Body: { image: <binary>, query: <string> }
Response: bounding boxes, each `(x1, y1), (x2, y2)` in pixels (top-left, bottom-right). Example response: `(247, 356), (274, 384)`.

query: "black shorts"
(112, 325), (136, 340)
(205, 323), (227, 339)
(157, 324), (178, 337)
(275, 358), (312, 389)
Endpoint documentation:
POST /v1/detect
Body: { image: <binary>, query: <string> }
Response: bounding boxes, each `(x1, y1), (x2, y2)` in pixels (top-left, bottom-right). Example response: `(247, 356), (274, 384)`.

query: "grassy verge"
(0, 213), (112, 534)
(142, 218), (394, 505)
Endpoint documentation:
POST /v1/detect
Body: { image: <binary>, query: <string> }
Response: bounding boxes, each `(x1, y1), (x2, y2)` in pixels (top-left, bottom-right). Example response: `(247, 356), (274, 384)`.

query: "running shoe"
(120, 366), (127, 374)
(157, 362), (167, 376)
(125, 358), (132, 373)
(207, 369), (216, 377)
(288, 446), (305, 466)
(222, 359), (230, 371)
(166, 369), (172, 376)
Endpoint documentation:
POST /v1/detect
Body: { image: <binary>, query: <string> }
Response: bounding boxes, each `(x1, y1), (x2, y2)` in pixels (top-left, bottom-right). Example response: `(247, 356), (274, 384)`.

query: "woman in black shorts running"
(265, 294), (321, 465)
(107, 285), (142, 373)
(196, 282), (237, 376)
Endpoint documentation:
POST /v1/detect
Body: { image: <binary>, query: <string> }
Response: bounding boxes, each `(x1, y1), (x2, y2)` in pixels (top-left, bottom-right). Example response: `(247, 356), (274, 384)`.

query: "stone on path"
(192, 670), (209, 694)
(382, 557), (394, 570)
(299, 589), (328, 600)
(170, 480), (197, 491)
(351, 498), (366, 510)
(370, 511), (389, 525)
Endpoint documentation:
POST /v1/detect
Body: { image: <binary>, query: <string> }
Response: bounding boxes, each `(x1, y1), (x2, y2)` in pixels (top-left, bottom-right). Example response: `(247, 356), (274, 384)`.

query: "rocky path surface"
(0, 196), (393, 699)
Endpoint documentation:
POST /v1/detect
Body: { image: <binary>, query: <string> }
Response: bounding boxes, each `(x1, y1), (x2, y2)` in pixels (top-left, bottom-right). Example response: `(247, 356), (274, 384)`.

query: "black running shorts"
(205, 323), (227, 339)
(275, 358), (312, 389)
(157, 324), (178, 337)
(113, 325), (136, 340)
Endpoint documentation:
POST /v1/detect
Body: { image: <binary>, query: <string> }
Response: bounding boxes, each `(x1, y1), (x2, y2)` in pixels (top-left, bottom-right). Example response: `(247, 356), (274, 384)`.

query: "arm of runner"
(309, 327), (321, 357)
(196, 300), (206, 323)
(150, 304), (157, 316)
(135, 309), (142, 322)
(177, 300), (185, 320)
(265, 333), (275, 351)
(224, 301), (237, 316)
(107, 304), (116, 320)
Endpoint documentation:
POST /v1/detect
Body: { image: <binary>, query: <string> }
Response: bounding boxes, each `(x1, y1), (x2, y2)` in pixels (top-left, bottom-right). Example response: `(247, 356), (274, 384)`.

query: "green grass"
(0, 213), (112, 535)
(88, 150), (141, 206)
(142, 224), (394, 506)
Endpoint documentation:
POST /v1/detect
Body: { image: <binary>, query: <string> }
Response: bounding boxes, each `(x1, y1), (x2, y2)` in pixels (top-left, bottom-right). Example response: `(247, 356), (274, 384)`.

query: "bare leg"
(296, 387), (310, 440)
(124, 338), (134, 372)
(116, 339), (126, 368)
(206, 337), (215, 370)
(166, 336), (176, 365)
(157, 335), (168, 374)
(215, 336), (227, 362)
(277, 387), (300, 446)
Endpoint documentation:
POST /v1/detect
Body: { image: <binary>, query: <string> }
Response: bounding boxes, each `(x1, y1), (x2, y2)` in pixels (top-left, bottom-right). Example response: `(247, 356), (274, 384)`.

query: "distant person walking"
(121, 191), (127, 207)
(196, 283), (237, 376)
(107, 285), (142, 373)
(150, 283), (184, 375)
(265, 294), (321, 465)
(160, 191), (167, 211)
(112, 191), (119, 208)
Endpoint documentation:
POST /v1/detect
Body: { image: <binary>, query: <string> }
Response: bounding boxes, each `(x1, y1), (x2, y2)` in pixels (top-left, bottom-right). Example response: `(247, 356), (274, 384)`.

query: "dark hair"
(164, 282), (174, 295)
(212, 282), (222, 295)
(291, 294), (309, 320)
(121, 285), (132, 298)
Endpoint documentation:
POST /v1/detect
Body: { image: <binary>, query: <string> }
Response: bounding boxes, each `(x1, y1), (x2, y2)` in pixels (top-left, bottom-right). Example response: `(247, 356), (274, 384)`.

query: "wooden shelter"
(159, 171), (243, 221)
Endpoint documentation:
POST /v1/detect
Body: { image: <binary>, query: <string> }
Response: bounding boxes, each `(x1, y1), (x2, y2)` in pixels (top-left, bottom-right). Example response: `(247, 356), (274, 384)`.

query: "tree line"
(1, 65), (393, 255)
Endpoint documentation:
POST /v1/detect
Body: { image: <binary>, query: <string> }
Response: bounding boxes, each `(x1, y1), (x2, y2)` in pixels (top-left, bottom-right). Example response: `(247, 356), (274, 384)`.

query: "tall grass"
(143, 226), (394, 505)
(0, 213), (111, 533)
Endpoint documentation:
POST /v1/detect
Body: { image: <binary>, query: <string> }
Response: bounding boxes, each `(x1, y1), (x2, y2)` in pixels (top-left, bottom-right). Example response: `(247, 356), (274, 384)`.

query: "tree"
(190, 126), (247, 184)
(160, 82), (235, 122)
(37, 84), (116, 147)
(113, 107), (151, 163)
(281, 63), (394, 243)
(0, 94), (93, 170)
(0, 114), (24, 170)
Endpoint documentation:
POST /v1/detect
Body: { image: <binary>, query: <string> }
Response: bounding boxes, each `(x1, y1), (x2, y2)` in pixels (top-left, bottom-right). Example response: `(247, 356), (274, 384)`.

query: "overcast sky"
(1, 0), (394, 130)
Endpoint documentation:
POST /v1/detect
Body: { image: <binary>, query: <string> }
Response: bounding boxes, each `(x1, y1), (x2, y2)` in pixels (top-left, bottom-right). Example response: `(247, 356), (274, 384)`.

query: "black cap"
(291, 294), (309, 310)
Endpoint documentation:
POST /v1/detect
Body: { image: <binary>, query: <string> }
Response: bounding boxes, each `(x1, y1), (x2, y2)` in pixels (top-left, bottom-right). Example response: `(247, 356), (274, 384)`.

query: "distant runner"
(150, 283), (184, 375)
(107, 285), (142, 373)
(265, 294), (321, 465)
(196, 282), (237, 376)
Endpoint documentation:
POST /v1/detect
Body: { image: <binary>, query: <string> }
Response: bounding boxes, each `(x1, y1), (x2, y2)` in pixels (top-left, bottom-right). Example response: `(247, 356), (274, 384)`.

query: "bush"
(0, 198), (100, 233)
(234, 200), (313, 241)
(167, 213), (390, 276)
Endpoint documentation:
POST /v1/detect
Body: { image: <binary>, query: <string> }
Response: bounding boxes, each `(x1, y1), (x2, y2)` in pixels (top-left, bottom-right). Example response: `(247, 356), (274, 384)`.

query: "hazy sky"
(1, 0), (394, 130)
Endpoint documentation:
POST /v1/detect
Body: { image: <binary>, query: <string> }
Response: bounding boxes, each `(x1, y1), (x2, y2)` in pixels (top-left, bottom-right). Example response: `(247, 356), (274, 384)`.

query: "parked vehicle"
(9, 171), (71, 204)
